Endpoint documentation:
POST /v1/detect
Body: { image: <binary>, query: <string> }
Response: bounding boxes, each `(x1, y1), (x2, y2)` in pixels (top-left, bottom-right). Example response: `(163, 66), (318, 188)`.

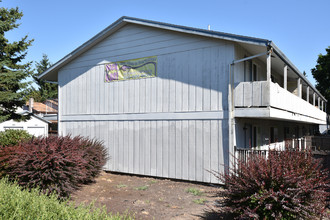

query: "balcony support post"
(321, 100), (324, 111)
(318, 97), (321, 109)
(283, 65), (287, 90)
(267, 49), (272, 82)
(313, 93), (316, 106)
(306, 86), (309, 103)
(297, 78), (302, 98)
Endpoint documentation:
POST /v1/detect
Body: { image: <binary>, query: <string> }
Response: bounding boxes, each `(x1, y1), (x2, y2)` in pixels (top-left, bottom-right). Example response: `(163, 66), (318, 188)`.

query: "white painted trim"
(61, 111), (224, 121)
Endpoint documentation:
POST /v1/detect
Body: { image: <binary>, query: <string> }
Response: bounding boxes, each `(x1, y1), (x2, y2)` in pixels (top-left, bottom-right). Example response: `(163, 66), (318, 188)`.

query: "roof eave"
(38, 16), (270, 81)
(38, 16), (128, 81)
(123, 16), (269, 47)
(37, 16), (326, 103)
(19, 111), (51, 124)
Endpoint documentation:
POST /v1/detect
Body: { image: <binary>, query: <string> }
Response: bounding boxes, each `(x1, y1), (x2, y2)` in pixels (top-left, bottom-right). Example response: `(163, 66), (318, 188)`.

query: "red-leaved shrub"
(77, 137), (108, 184)
(0, 135), (107, 198)
(213, 149), (329, 219)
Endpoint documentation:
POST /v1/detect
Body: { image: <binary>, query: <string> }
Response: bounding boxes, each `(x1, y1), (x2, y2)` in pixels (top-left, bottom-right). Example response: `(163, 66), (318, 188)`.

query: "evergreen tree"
(29, 54), (57, 102)
(0, 3), (33, 122)
(311, 47), (330, 114)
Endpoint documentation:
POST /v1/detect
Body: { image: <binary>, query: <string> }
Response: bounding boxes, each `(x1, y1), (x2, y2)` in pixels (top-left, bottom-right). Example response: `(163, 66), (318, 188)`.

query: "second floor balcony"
(234, 81), (326, 124)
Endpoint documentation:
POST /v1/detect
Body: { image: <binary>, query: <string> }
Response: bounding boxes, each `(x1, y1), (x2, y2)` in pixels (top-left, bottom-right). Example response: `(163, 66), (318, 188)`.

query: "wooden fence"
(305, 136), (330, 151)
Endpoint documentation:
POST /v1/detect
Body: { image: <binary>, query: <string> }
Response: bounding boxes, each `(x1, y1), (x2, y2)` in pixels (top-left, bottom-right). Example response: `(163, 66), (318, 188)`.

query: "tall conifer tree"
(29, 54), (57, 102)
(0, 3), (33, 122)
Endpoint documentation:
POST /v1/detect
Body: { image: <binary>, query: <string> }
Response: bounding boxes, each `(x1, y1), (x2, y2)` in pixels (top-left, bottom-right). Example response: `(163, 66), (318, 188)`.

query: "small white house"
(0, 110), (50, 137)
(39, 17), (327, 183)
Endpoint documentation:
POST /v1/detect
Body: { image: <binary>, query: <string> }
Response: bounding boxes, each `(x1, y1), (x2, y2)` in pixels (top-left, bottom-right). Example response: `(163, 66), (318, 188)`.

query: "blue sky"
(2, 0), (330, 86)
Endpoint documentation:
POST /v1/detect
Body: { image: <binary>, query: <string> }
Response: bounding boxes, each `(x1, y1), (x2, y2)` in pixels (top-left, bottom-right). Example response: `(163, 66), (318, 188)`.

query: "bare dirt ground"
(71, 171), (223, 219)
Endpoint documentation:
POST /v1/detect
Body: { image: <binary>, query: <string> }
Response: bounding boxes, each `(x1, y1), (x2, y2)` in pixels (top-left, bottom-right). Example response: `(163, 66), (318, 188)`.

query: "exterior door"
(252, 126), (261, 147)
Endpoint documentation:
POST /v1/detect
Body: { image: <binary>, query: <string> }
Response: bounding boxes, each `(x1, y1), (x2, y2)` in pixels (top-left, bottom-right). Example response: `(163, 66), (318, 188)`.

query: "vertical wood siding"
(59, 25), (233, 116)
(58, 24), (234, 183)
(63, 119), (226, 183)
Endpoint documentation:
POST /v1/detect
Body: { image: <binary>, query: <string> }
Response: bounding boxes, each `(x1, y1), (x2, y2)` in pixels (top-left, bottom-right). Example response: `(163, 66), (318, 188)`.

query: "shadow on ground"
(196, 208), (235, 220)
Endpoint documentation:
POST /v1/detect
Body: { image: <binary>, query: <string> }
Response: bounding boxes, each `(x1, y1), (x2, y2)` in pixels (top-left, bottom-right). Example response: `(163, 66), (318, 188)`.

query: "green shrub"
(0, 135), (107, 198)
(0, 129), (32, 147)
(0, 177), (131, 220)
(213, 149), (329, 219)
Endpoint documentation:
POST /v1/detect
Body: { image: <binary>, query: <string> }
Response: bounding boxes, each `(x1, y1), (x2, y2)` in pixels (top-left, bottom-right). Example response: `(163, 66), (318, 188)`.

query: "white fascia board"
(32, 114), (52, 124)
(268, 108), (326, 124)
(234, 108), (271, 118)
(235, 107), (326, 124)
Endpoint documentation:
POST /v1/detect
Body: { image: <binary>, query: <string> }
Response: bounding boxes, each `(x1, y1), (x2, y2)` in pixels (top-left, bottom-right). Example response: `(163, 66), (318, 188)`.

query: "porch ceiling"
(238, 42), (297, 79)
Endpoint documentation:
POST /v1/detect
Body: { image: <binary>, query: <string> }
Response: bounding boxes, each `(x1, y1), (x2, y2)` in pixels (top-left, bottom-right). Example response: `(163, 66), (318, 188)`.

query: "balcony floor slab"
(235, 107), (326, 124)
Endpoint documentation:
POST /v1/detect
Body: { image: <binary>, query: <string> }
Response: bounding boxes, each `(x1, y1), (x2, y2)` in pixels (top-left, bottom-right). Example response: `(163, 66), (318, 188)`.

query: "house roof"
(39, 16), (326, 101)
(26, 100), (58, 114)
(18, 110), (51, 124)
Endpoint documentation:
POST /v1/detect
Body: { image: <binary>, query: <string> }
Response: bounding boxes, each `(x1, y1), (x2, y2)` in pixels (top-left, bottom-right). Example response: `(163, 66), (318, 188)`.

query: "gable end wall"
(58, 24), (234, 183)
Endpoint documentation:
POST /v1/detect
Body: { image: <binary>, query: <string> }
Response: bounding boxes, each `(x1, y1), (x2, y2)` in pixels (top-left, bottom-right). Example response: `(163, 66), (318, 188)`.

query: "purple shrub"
(0, 135), (107, 198)
(213, 149), (329, 219)
(78, 137), (108, 184)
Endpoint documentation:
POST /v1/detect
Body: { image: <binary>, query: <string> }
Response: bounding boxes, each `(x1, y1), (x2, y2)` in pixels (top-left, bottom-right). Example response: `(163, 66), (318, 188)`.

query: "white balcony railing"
(234, 81), (326, 122)
(235, 138), (308, 163)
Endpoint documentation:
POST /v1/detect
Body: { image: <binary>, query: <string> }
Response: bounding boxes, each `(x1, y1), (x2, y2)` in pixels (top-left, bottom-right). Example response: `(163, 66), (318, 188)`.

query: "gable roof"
(26, 100), (58, 114)
(18, 110), (51, 124)
(39, 16), (271, 82)
(38, 16), (326, 101)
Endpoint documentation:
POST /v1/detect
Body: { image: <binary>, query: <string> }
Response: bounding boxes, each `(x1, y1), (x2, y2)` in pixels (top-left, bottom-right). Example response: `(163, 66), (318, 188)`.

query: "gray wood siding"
(58, 24), (234, 183)
(62, 119), (227, 183)
(58, 24), (234, 116)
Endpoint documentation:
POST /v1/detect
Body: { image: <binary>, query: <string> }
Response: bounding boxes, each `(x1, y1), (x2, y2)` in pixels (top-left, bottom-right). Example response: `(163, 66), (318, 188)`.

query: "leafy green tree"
(311, 47), (330, 114)
(28, 54), (57, 102)
(0, 3), (33, 122)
